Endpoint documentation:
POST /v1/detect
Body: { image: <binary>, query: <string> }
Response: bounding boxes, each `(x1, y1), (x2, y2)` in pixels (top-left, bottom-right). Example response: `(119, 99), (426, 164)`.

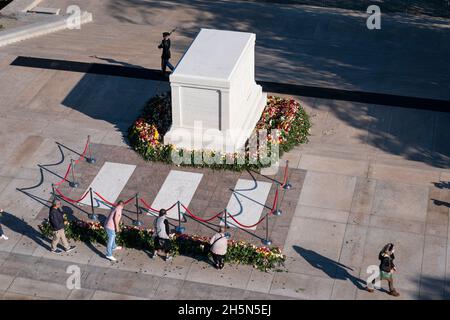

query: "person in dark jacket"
(49, 200), (76, 254)
(158, 31), (175, 75)
(152, 209), (172, 261)
(367, 243), (399, 296)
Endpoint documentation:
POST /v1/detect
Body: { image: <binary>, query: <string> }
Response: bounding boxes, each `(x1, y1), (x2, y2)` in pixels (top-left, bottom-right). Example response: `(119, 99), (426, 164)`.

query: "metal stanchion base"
(87, 158), (96, 164)
(262, 239), (272, 246)
(89, 214), (99, 221)
(133, 220), (143, 227)
(273, 209), (283, 216)
(282, 183), (292, 190)
(225, 232), (231, 239)
(69, 181), (79, 188)
(175, 226), (185, 234)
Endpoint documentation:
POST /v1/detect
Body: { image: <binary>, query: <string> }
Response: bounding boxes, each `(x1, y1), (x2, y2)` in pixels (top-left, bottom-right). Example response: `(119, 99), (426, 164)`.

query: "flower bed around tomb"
(38, 217), (286, 271)
(128, 93), (311, 171)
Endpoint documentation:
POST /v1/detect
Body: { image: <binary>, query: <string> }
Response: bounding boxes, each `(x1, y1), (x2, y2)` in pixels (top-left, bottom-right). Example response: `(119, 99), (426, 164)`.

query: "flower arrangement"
(38, 217), (285, 272)
(128, 93), (310, 171)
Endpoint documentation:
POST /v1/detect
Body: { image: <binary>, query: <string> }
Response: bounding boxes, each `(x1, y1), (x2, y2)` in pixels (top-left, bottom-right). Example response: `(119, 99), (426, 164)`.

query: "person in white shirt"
(209, 226), (228, 269)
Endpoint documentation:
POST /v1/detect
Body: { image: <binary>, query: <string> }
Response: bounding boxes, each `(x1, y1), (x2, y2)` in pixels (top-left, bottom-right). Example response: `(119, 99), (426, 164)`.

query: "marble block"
(164, 28), (267, 153)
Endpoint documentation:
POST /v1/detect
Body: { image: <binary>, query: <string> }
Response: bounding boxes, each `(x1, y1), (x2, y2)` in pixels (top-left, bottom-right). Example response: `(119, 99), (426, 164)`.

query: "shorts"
(380, 271), (393, 280)
(154, 237), (171, 253)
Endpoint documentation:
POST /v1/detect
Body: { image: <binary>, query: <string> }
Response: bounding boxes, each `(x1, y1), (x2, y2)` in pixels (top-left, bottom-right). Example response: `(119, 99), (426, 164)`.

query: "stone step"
(0, 11), (93, 48)
(27, 7), (61, 15)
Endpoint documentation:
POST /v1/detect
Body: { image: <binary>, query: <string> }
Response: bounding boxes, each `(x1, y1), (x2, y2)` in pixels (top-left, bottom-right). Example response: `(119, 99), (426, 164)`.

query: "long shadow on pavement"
(1, 211), (51, 250)
(293, 245), (366, 290)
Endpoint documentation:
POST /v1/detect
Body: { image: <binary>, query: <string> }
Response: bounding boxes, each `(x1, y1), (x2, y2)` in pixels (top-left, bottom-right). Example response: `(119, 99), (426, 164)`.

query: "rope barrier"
(74, 136), (90, 165)
(55, 188), (90, 204)
(140, 198), (177, 213)
(180, 203), (224, 223)
(226, 210), (269, 229)
(49, 136), (283, 240)
(93, 191), (134, 207)
(54, 162), (72, 187)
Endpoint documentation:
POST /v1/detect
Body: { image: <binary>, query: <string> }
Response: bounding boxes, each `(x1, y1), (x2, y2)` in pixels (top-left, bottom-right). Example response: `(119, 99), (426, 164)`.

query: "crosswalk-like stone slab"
(151, 170), (203, 220)
(80, 162), (136, 209)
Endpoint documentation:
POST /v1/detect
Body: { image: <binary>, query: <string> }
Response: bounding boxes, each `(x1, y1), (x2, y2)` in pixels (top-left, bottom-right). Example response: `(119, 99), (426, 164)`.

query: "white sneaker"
(0, 235), (8, 240)
(113, 246), (122, 251)
(106, 255), (117, 261)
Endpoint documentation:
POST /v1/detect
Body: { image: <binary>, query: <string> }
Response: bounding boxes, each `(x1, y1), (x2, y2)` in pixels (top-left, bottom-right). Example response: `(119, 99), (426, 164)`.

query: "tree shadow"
(293, 245), (366, 290)
(1, 211), (51, 250)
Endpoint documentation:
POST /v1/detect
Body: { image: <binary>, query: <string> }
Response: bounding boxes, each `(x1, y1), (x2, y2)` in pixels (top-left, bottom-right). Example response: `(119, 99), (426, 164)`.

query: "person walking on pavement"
(0, 209), (8, 240)
(367, 243), (400, 297)
(49, 200), (76, 253)
(104, 200), (124, 261)
(209, 226), (228, 270)
(158, 29), (176, 75)
(153, 209), (173, 261)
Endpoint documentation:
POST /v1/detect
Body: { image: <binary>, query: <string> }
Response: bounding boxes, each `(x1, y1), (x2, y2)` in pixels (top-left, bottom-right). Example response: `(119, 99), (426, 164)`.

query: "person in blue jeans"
(104, 201), (124, 261)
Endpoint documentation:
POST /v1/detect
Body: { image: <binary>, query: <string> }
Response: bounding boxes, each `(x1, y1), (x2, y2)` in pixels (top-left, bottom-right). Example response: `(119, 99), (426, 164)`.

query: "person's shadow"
(1, 211), (51, 250)
(293, 245), (366, 290)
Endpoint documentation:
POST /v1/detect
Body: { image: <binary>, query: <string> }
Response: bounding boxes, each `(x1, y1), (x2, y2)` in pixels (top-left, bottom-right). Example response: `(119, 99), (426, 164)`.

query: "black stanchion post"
(274, 184), (282, 216)
(88, 187), (98, 221)
(283, 160), (292, 190)
(262, 212), (272, 246)
(133, 193), (143, 227)
(175, 201), (185, 234)
(86, 135), (96, 164)
(224, 210), (231, 239)
(51, 183), (56, 200)
(69, 159), (79, 188)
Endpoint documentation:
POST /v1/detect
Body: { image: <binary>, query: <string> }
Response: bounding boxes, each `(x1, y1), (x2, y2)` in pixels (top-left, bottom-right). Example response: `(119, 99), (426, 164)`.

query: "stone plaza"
(0, 0), (449, 300)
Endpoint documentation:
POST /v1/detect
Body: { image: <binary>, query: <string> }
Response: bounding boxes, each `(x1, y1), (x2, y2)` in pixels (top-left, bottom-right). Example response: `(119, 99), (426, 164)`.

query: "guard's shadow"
(293, 245), (366, 290)
(1, 211), (51, 251)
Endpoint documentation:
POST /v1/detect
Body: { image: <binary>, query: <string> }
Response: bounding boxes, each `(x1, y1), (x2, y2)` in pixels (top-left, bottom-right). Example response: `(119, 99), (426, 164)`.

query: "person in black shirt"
(367, 243), (399, 296)
(158, 31), (175, 75)
(49, 200), (76, 254)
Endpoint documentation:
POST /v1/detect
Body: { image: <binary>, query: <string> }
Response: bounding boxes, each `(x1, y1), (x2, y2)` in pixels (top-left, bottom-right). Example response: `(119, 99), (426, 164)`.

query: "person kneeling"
(210, 226), (228, 270)
(153, 209), (173, 261)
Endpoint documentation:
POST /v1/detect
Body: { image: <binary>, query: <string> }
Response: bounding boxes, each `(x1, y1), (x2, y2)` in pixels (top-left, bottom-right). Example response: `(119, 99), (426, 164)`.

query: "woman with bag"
(209, 226), (228, 270)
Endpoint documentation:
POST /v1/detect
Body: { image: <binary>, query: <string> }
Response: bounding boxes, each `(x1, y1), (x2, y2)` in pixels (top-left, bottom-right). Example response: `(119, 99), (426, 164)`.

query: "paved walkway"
(0, 1), (449, 300)
(2, 0), (450, 100)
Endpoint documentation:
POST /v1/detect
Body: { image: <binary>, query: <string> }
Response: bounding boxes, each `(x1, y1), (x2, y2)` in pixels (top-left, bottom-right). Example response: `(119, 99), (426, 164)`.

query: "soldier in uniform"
(158, 29), (176, 75)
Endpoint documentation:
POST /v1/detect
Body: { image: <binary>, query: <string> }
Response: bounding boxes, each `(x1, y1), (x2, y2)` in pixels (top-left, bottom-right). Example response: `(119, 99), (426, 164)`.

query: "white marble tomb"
(164, 28), (267, 153)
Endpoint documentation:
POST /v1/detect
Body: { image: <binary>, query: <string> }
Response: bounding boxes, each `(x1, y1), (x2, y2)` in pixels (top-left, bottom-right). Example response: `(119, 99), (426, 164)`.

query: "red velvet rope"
(226, 210), (269, 228)
(93, 191), (135, 207)
(74, 136), (90, 165)
(180, 203), (224, 223)
(140, 198), (177, 213)
(54, 163), (72, 187)
(55, 188), (89, 204)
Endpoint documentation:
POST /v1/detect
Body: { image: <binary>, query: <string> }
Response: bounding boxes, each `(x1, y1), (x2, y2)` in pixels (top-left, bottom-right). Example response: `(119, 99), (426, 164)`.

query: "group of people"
(47, 200), (229, 270)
